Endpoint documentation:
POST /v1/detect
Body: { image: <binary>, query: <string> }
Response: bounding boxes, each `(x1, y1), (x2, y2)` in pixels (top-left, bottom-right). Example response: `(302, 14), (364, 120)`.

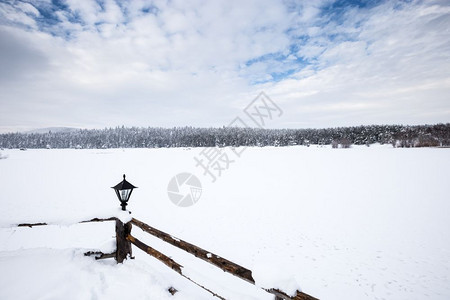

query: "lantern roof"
(112, 174), (137, 190)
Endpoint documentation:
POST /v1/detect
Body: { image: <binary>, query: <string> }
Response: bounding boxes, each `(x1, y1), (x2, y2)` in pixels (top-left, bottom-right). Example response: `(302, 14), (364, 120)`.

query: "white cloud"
(16, 2), (40, 17)
(0, 2), (38, 29)
(263, 1), (450, 127)
(0, 0), (449, 132)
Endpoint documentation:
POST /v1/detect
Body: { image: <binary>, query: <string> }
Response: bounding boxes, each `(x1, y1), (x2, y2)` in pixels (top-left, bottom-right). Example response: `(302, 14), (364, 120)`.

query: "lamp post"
(112, 174), (136, 263)
(112, 174), (137, 211)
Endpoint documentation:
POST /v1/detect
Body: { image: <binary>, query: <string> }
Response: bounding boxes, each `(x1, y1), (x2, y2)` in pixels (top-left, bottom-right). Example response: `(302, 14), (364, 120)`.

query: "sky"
(0, 0), (449, 133)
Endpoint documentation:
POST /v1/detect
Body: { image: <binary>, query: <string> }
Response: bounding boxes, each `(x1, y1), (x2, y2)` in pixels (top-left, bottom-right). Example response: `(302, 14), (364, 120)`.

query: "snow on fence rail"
(15, 217), (318, 300)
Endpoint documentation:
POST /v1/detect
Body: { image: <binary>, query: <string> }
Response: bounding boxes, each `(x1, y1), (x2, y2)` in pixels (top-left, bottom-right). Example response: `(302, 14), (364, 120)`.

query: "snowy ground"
(0, 145), (449, 299)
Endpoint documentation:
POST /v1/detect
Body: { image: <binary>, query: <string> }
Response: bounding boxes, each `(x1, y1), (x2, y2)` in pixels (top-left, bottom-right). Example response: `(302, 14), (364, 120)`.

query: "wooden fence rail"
(130, 218), (255, 283)
(127, 234), (226, 300)
(129, 217), (318, 300)
(12, 217), (318, 300)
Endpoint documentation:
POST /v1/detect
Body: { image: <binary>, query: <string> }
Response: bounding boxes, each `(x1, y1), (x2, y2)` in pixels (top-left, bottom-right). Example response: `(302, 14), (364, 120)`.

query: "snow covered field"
(0, 145), (449, 300)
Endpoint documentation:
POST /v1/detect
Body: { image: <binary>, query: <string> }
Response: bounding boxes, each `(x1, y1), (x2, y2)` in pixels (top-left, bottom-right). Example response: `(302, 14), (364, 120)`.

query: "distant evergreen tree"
(0, 124), (449, 149)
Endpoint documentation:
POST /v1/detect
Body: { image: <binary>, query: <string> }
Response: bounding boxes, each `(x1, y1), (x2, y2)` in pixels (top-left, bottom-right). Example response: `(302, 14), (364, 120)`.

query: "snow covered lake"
(0, 145), (449, 299)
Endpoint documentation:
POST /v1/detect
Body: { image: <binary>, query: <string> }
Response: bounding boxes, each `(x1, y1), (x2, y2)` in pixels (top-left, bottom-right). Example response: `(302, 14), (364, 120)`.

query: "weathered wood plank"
(127, 234), (226, 300)
(96, 252), (116, 260)
(130, 217), (255, 284)
(132, 218), (318, 299)
(115, 219), (132, 263)
(16, 217), (117, 228)
(17, 222), (47, 227)
(127, 234), (183, 273)
(84, 251), (116, 260)
(267, 289), (319, 300)
(293, 290), (320, 300)
(79, 217), (117, 223)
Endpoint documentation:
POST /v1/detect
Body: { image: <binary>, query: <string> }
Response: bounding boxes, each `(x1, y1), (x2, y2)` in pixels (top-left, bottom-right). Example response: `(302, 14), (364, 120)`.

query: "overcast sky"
(0, 0), (449, 133)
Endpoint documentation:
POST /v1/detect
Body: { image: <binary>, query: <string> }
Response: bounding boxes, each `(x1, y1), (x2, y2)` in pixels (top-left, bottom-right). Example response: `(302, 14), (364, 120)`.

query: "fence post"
(115, 219), (132, 263)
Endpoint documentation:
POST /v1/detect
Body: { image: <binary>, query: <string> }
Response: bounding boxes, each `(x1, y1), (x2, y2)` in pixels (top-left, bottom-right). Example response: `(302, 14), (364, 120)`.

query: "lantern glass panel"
(121, 189), (132, 201)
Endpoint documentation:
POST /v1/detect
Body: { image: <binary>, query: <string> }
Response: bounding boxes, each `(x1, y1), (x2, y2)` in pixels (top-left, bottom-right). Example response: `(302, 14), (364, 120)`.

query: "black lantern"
(112, 174), (137, 211)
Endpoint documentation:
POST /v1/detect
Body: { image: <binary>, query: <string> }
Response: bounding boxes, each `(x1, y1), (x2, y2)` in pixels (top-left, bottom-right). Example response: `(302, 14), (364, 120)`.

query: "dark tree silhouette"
(1, 124), (449, 149)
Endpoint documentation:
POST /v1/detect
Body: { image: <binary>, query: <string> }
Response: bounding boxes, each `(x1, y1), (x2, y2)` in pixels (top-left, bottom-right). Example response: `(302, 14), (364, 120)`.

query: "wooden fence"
(17, 217), (318, 300)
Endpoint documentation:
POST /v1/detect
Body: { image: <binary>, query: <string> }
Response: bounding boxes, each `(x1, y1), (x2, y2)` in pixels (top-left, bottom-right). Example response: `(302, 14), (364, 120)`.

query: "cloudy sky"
(0, 0), (449, 133)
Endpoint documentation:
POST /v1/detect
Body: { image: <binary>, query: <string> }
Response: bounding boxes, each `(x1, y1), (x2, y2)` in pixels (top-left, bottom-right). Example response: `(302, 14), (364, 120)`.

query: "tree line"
(0, 124), (449, 149)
